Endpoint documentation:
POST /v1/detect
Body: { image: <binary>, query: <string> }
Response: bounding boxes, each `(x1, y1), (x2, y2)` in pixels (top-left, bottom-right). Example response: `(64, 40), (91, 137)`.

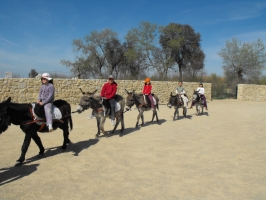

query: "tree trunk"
(179, 64), (183, 82)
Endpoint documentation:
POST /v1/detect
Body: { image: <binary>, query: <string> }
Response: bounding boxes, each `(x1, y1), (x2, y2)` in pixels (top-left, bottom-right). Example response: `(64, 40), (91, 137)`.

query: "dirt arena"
(0, 100), (266, 200)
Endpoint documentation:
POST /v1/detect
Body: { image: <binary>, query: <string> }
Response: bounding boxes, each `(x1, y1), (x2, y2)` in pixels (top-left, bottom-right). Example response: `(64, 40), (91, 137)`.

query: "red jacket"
(142, 85), (152, 95)
(101, 82), (117, 99)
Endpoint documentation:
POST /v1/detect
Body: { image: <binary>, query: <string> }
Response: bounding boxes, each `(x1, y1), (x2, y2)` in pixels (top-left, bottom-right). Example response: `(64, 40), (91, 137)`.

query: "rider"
(190, 83), (208, 111)
(176, 81), (189, 108)
(142, 78), (155, 110)
(37, 73), (55, 132)
(100, 75), (117, 126)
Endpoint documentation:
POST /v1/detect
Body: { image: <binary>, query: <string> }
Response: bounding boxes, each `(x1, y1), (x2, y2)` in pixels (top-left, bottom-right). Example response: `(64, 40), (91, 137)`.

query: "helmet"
(144, 78), (150, 83)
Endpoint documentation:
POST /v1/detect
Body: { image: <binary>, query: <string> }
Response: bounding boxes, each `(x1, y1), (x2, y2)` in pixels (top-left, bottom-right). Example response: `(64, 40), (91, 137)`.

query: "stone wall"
(0, 78), (212, 104)
(237, 84), (266, 101)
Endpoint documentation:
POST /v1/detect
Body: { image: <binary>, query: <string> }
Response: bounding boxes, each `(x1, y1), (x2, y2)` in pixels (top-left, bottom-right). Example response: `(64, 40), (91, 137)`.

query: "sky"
(0, 0), (266, 78)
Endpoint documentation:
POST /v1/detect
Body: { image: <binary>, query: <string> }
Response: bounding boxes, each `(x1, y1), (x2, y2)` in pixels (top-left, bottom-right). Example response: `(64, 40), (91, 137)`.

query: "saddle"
(33, 103), (62, 124)
(143, 94), (157, 107)
(101, 95), (121, 115)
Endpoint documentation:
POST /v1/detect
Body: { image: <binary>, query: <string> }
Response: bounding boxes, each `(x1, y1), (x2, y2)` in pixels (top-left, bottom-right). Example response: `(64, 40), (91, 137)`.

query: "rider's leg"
(109, 98), (116, 120)
(148, 94), (155, 109)
(201, 95), (208, 110)
(190, 101), (195, 108)
(44, 103), (53, 131)
(181, 94), (188, 107)
(102, 99), (109, 115)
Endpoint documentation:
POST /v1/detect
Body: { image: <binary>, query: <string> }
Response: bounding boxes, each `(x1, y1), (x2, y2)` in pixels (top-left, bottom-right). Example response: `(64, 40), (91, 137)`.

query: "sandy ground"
(0, 100), (266, 200)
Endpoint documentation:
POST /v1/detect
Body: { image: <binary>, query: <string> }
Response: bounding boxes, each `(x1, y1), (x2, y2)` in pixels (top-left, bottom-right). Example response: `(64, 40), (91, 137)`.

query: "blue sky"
(0, 0), (266, 78)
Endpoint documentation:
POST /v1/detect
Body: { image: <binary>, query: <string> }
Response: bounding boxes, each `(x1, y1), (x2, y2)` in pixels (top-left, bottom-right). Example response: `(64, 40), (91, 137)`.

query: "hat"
(41, 73), (52, 80)
(144, 78), (150, 83)
(108, 75), (114, 79)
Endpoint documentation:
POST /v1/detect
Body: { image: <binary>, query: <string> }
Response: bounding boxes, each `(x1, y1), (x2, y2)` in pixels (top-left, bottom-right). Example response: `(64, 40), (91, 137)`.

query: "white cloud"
(0, 38), (19, 47)
(228, 2), (266, 21)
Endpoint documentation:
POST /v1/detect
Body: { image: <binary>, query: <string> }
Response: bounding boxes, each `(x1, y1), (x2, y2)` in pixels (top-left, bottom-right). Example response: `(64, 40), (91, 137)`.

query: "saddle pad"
(32, 104), (62, 125)
(152, 97), (156, 105)
(115, 101), (121, 112)
(143, 95), (157, 105)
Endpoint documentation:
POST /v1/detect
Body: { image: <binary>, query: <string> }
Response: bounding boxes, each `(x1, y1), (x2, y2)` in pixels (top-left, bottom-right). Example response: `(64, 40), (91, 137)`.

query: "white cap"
(108, 75), (114, 79)
(41, 73), (52, 80)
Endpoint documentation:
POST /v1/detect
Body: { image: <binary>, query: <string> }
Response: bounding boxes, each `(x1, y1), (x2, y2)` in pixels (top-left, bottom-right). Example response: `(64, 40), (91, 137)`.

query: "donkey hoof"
(15, 159), (23, 166)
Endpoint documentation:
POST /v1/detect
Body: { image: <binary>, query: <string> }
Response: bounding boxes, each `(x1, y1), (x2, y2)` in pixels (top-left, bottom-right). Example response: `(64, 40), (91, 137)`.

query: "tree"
(28, 69), (38, 78)
(182, 48), (205, 80)
(218, 38), (266, 82)
(125, 22), (158, 77)
(151, 47), (175, 79)
(159, 23), (204, 82)
(61, 56), (91, 79)
(61, 29), (118, 79)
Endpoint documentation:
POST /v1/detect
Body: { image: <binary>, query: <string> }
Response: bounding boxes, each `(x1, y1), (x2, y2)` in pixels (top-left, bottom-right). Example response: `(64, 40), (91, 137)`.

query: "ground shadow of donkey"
(0, 163), (39, 186)
(19, 139), (99, 165)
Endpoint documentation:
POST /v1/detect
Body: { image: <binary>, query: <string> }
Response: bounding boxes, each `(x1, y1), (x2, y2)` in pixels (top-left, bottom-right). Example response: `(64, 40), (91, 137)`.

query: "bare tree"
(218, 38), (266, 82)
(151, 47), (175, 79)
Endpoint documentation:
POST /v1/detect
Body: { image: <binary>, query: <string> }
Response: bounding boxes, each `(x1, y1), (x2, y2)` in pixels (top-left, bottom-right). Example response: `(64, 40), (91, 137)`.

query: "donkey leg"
(111, 117), (120, 134)
(136, 111), (142, 128)
(155, 111), (159, 123)
(99, 116), (107, 135)
(120, 114), (125, 137)
(95, 117), (101, 137)
(31, 132), (45, 157)
(17, 133), (32, 164)
(150, 110), (156, 123)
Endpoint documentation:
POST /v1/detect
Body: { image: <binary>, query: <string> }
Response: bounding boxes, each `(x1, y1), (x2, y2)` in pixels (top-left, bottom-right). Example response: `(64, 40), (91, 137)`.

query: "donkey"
(0, 97), (73, 164)
(167, 92), (187, 120)
(125, 89), (159, 128)
(76, 90), (125, 137)
(191, 90), (204, 115)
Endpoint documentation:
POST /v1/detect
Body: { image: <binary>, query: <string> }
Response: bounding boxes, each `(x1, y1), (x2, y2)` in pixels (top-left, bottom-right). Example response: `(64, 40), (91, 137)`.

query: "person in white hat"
(37, 73), (55, 131)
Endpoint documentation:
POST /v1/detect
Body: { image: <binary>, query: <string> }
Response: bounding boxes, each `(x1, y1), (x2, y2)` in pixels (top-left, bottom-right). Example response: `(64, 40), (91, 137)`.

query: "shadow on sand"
(0, 163), (39, 186)
(97, 119), (167, 138)
(16, 139), (99, 166)
(171, 115), (193, 120)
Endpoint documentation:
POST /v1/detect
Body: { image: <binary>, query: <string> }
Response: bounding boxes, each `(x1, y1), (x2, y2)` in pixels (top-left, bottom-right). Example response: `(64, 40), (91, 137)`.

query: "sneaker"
(48, 124), (53, 132)
(88, 115), (95, 119)
(110, 119), (115, 126)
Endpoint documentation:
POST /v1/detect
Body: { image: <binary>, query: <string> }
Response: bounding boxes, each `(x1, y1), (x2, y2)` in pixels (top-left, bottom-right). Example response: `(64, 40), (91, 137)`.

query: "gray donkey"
(76, 89), (125, 137)
(125, 89), (159, 128)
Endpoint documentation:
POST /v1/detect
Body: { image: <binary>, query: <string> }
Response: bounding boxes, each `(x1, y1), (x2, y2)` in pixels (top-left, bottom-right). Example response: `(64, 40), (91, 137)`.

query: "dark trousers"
(103, 98), (116, 120)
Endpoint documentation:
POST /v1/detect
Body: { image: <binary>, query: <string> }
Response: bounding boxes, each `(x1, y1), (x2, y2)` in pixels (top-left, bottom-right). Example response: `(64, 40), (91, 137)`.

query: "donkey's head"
(0, 97), (11, 134)
(167, 92), (177, 108)
(76, 89), (97, 113)
(125, 89), (135, 111)
(192, 90), (200, 102)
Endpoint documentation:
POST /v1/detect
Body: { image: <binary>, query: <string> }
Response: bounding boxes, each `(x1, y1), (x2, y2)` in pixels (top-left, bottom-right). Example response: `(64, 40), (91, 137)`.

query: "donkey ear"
(170, 92), (172, 96)
(6, 97), (11, 103)
(92, 89), (97, 95)
(125, 89), (129, 94)
(79, 88), (85, 95)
